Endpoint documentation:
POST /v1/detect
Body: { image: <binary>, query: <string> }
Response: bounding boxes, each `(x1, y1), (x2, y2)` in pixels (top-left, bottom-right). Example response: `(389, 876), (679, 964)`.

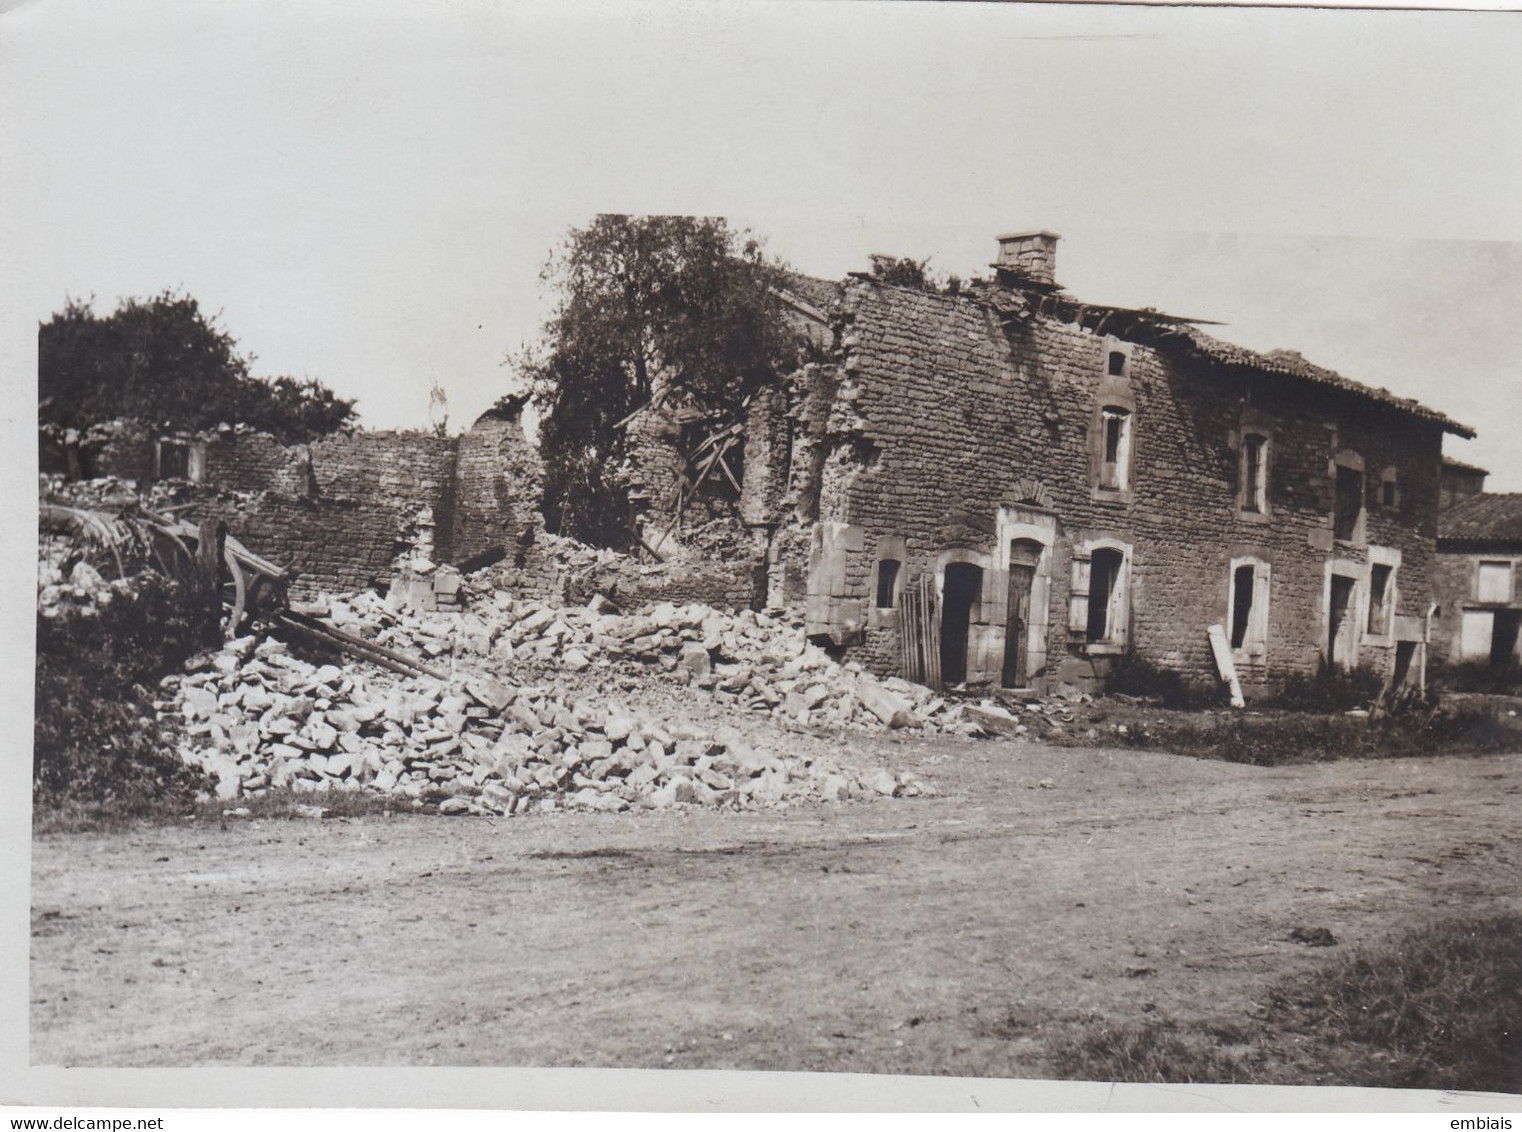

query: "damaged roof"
(1439, 493), (1522, 545)
(952, 275), (1475, 438)
(1156, 324), (1476, 438)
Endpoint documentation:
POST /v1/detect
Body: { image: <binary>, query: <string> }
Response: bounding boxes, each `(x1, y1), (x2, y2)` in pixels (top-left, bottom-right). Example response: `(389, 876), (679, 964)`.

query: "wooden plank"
(223, 543), (247, 639)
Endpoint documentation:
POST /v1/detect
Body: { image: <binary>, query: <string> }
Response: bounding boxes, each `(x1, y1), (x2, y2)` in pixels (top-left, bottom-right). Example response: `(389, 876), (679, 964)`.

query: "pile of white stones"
(310, 588), (973, 735)
(164, 633), (935, 814)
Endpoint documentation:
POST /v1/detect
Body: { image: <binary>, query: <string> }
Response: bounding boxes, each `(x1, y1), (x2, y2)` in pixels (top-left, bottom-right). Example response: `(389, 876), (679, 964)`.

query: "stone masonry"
(742, 235), (1473, 698)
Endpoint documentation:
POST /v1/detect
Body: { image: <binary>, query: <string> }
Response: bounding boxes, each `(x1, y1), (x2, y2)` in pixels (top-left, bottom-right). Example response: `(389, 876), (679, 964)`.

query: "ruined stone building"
(43, 400), (544, 600)
(730, 232), (1475, 696)
(1432, 458), (1522, 669)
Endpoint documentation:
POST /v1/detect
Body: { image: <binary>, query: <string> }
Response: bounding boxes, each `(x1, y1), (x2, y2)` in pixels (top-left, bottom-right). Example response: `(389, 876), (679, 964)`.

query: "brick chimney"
(995, 230), (1060, 287)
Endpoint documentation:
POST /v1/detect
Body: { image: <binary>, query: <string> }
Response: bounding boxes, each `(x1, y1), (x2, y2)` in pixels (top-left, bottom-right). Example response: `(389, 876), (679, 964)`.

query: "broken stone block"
(857, 680), (918, 729)
(963, 704), (1023, 738)
(466, 677), (514, 712)
(678, 641), (712, 680)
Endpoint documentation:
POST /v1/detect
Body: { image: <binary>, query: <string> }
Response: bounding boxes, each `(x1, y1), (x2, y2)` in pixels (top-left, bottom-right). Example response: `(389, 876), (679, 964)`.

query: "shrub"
(1105, 654), (1223, 710)
(33, 571), (219, 828)
(1269, 660), (1385, 713)
(1430, 658), (1522, 696)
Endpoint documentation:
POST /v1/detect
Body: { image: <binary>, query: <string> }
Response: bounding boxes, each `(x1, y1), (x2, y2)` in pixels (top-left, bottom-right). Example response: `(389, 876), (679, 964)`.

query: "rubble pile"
(307, 587), (971, 735)
(165, 634), (934, 814)
(37, 539), (121, 618)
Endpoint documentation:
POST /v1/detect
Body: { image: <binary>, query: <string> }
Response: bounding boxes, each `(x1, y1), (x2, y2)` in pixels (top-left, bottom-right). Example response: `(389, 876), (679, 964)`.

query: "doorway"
(1002, 540), (1042, 687)
(941, 562), (983, 686)
(1328, 573), (1358, 668)
(1491, 610), (1522, 667)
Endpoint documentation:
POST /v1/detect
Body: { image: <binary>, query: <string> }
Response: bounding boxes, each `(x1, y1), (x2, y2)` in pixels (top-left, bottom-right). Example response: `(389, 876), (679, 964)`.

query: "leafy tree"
(520, 214), (804, 546)
(38, 291), (356, 442)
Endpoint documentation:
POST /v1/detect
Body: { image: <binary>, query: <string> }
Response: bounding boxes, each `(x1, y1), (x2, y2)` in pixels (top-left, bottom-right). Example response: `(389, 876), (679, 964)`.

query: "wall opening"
(1087, 549), (1124, 644)
(1334, 465), (1364, 541)
(1001, 539), (1043, 688)
(875, 558), (901, 610)
(1099, 409), (1131, 490)
(1328, 573), (1358, 667)
(1230, 564), (1256, 650)
(1477, 560), (1513, 604)
(1368, 563), (1393, 635)
(1241, 434), (1268, 513)
(1492, 610), (1522, 667)
(941, 562), (983, 686)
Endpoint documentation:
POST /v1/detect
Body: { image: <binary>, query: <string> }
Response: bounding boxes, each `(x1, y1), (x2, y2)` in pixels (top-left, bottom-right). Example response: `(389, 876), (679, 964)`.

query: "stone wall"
(782, 277), (1450, 697)
(78, 410), (543, 599)
(1430, 543), (1522, 665)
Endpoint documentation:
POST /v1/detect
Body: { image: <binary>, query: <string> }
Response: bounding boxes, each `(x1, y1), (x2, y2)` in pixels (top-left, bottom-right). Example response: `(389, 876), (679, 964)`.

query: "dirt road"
(30, 738), (1522, 1076)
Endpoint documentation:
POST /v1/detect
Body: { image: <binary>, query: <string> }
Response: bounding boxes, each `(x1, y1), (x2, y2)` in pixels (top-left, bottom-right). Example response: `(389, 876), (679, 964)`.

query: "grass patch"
(1120, 703), (1520, 767)
(1267, 911), (1522, 1092)
(1042, 913), (1522, 1090)
(1047, 1016), (1249, 1084)
(1266, 662), (1386, 713)
(1431, 659), (1522, 697)
(201, 786), (413, 822)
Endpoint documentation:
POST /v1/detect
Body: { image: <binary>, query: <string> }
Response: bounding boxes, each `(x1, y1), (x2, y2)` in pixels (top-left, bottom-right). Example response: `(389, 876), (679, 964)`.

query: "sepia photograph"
(3, 0), (1520, 1115)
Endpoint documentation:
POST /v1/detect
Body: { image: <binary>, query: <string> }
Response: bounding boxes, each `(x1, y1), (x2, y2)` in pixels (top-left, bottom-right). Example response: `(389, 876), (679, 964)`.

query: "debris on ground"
(162, 630), (937, 815)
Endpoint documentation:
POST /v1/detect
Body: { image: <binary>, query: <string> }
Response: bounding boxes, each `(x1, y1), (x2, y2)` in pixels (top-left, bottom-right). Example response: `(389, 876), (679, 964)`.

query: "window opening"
(1333, 465), (1364, 541)
(875, 559), (901, 610)
(1099, 408), (1131, 490)
(1380, 469), (1398, 509)
(1242, 434), (1267, 513)
(1477, 560), (1513, 604)
(1230, 565), (1255, 649)
(1368, 563), (1392, 634)
(156, 440), (190, 481)
(1087, 549), (1124, 643)
(1107, 350), (1127, 377)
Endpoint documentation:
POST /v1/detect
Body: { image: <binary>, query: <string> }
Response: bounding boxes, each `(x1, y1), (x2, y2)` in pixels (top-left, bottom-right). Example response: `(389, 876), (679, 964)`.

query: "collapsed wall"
(55, 407), (545, 600)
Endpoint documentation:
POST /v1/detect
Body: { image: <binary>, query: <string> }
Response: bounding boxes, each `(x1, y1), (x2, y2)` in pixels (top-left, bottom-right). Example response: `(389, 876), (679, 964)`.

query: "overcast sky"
(3, 0), (1520, 486)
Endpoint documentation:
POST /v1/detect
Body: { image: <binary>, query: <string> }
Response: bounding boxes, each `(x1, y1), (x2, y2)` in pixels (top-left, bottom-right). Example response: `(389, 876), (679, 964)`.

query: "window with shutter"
(1068, 555), (1091, 634)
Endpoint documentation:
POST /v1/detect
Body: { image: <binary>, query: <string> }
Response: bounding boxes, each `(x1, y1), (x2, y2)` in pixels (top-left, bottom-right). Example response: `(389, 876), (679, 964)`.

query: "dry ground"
(30, 734), (1522, 1079)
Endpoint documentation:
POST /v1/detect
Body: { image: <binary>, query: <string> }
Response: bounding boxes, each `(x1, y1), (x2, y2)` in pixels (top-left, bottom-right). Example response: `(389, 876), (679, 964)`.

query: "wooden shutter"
(1108, 556), (1129, 646)
(1068, 554), (1091, 633)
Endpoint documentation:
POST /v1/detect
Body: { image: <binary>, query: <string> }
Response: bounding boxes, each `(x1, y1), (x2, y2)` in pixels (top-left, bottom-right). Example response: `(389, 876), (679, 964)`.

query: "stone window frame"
(1068, 536), (1133, 655)
(1475, 558), (1516, 605)
(1225, 555), (1272, 664)
(1102, 336), (1134, 379)
(1364, 545), (1401, 645)
(1321, 556), (1367, 670)
(153, 436), (206, 483)
(1089, 381), (1137, 506)
(867, 535), (907, 630)
(1330, 449), (1367, 546)
(1235, 411), (1273, 522)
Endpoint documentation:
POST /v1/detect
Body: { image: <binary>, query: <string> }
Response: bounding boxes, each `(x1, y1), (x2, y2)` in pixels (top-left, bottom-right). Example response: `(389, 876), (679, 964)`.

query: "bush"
(34, 571), (219, 828)
(1430, 659), (1522, 696)
(1269, 661), (1385, 713)
(1105, 654), (1223, 710)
